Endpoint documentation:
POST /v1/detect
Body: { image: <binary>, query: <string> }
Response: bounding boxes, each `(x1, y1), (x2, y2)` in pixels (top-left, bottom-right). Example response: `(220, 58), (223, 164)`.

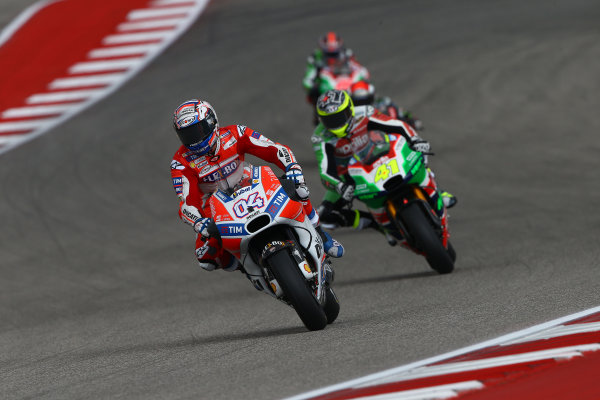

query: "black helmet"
(173, 99), (219, 155)
(316, 90), (355, 137)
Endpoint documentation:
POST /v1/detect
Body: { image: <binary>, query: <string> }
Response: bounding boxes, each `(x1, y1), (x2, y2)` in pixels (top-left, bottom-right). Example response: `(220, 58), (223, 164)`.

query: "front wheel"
(323, 286), (340, 324)
(400, 202), (454, 274)
(268, 250), (328, 331)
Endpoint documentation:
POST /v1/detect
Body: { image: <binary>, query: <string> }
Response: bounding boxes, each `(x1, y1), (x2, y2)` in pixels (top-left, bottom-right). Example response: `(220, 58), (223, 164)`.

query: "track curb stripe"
(286, 306), (600, 400)
(0, 0), (210, 154)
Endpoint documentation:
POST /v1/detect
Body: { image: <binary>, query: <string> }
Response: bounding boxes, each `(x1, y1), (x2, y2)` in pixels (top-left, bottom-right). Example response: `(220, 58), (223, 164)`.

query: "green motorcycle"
(347, 131), (455, 274)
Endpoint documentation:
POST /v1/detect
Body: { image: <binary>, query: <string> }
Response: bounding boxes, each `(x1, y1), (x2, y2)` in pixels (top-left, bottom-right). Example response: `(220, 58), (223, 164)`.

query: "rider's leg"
(195, 235), (240, 271)
(318, 190), (377, 230)
(300, 195), (344, 258)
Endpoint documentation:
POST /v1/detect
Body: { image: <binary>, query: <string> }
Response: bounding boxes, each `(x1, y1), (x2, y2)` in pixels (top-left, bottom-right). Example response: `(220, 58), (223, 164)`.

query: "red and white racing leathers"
(170, 124), (319, 271)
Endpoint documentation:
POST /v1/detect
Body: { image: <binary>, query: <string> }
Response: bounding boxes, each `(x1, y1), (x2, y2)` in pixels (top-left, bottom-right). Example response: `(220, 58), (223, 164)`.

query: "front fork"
(386, 186), (449, 248)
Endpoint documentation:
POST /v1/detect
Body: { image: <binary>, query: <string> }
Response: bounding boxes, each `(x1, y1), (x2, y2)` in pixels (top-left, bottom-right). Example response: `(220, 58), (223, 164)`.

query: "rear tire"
(323, 287), (340, 324)
(400, 202), (454, 274)
(447, 241), (457, 263)
(268, 250), (328, 331)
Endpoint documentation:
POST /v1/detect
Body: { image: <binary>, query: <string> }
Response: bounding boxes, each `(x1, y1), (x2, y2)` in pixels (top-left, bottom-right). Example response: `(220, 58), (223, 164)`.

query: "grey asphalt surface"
(1, 0), (600, 399)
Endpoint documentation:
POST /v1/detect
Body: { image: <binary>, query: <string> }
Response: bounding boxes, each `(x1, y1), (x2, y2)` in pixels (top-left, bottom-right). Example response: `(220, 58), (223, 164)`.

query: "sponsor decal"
(185, 154), (201, 164)
(351, 131), (370, 152)
(267, 190), (287, 216)
(278, 148), (292, 164)
(335, 140), (353, 157)
(172, 177), (183, 194)
(178, 115), (197, 128)
(202, 160), (238, 182)
(246, 210), (261, 220)
(219, 224), (246, 235)
(171, 160), (185, 170)
(215, 191), (230, 202)
(251, 131), (261, 139)
(222, 136), (237, 150)
(232, 186), (252, 199)
(302, 261), (312, 274)
(237, 125), (247, 135)
(200, 165), (212, 174)
(182, 208), (197, 221)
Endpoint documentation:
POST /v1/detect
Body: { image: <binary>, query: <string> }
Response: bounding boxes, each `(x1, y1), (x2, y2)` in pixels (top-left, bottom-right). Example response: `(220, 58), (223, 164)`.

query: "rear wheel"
(268, 250), (328, 331)
(400, 202), (454, 274)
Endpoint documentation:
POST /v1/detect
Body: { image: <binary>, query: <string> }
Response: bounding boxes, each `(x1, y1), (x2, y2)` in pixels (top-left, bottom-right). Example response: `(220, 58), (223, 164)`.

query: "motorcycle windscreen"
(215, 161), (253, 194)
(353, 130), (390, 165)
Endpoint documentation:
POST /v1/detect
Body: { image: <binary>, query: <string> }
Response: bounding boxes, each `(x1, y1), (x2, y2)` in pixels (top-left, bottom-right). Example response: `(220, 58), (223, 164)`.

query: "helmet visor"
(320, 106), (353, 131)
(176, 111), (217, 147)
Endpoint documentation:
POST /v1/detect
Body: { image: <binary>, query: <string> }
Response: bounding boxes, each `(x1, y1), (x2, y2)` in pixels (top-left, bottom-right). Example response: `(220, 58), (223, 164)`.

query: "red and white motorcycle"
(206, 162), (339, 331)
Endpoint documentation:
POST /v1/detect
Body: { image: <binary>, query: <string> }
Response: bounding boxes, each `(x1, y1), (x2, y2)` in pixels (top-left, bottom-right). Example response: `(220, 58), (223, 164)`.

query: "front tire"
(323, 286), (340, 324)
(400, 202), (454, 274)
(268, 250), (328, 331)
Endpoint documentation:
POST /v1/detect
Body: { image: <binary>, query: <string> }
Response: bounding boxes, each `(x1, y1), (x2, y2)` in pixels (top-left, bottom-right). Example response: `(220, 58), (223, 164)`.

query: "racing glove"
(336, 182), (355, 202)
(194, 217), (216, 238)
(285, 163), (305, 185)
(285, 163), (310, 200)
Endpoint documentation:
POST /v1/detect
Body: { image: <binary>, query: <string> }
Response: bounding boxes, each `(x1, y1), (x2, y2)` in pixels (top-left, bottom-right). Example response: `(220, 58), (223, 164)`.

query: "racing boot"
(441, 191), (457, 208)
(344, 209), (379, 230)
(316, 225), (344, 258)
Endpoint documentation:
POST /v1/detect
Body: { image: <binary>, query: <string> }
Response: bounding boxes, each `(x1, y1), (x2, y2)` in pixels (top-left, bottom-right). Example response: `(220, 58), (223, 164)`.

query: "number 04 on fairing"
(208, 162), (340, 331)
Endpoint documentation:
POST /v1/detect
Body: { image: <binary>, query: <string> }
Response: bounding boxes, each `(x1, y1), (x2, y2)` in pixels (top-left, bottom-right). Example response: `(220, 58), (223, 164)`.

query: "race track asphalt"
(1, 0), (600, 399)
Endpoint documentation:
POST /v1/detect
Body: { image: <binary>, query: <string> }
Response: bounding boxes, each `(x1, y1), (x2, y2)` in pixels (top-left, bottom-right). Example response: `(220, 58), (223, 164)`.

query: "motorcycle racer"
(170, 99), (344, 271)
(311, 90), (456, 233)
(302, 31), (369, 123)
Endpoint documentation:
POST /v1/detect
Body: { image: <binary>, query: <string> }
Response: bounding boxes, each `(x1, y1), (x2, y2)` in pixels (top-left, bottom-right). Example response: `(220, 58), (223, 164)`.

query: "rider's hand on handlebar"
(337, 182), (355, 202)
(194, 217), (216, 239)
(285, 163), (306, 186)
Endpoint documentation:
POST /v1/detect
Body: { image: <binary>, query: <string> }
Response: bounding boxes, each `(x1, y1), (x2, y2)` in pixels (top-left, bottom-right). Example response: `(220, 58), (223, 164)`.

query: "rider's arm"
(302, 52), (321, 91)
(170, 153), (205, 229)
(236, 125), (298, 171)
(311, 128), (343, 191)
(366, 108), (421, 142)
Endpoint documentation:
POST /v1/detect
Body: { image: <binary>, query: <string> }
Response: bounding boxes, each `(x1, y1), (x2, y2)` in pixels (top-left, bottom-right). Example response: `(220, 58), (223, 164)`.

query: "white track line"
(152, 0), (196, 5)
(357, 344), (600, 387)
(118, 18), (184, 31)
(26, 89), (106, 104)
(2, 104), (76, 118)
(0, 0), (57, 47)
(49, 73), (126, 89)
(69, 58), (143, 73)
(351, 381), (484, 400)
(501, 321), (600, 346)
(284, 305), (600, 400)
(102, 31), (172, 45)
(0, 118), (60, 133)
(127, 7), (190, 20)
(88, 44), (158, 58)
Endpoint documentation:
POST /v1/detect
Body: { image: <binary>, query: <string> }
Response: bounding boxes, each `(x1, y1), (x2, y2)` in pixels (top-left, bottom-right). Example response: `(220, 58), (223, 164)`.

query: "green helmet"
(316, 90), (355, 137)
